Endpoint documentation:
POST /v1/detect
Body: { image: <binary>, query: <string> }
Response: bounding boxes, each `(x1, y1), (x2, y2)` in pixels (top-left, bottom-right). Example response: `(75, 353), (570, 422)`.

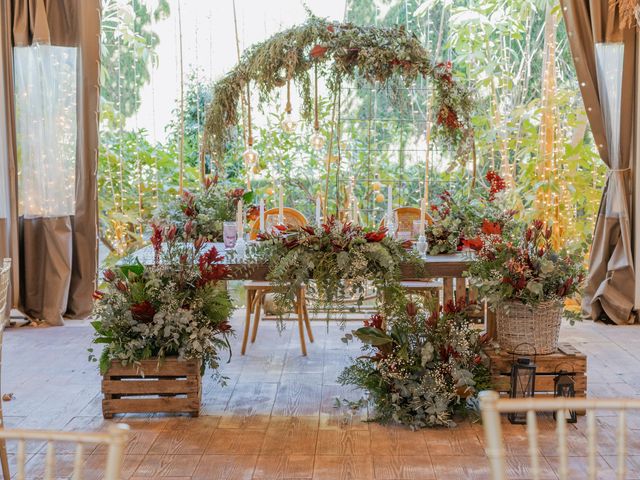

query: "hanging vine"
(203, 14), (474, 162)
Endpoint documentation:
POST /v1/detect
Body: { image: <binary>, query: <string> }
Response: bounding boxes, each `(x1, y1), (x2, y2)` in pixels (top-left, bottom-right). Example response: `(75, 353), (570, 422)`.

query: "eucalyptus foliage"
(204, 14), (473, 162)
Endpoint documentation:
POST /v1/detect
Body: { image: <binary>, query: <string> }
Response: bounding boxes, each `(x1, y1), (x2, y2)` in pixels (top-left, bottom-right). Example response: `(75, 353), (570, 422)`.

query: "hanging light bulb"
(310, 62), (325, 150)
(243, 81), (259, 170)
(310, 131), (325, 150)
(281, 78), (297, 133)
(243, 144), (258, 165)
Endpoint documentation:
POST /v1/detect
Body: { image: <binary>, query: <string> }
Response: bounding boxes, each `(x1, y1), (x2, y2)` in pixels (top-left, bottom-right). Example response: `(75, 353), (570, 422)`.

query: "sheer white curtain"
(595, 43), (625, 217)
(13, 44), (77, 218)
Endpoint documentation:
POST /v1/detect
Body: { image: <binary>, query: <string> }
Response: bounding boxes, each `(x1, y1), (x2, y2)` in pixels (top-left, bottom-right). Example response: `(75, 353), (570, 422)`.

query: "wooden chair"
(0, 259), (10, 480)
(244, 208), (313, 356)
(480, 390), (640, 480)
(0, 423), (129, 480)
(381, 208), (442, 308)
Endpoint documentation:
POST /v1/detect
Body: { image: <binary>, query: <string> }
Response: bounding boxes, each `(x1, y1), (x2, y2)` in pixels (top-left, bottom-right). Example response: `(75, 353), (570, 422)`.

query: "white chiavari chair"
(0, 259), (10, 479)
(4, 423), (129, 480)
(480, 390), (640, 480)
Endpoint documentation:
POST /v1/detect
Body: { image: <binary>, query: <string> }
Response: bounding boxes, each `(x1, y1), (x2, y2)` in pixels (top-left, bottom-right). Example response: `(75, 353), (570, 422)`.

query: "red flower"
(486, 170), (506, 200)
(406, 302), (418, 318)
(130, 300), (156, 324)
(544, 226), (553, 240)
(92, 290), (105, 300)
(436, 105), (461, 129)
(401, 240), (413, 249)
(302, 225), (316, 235)
(310, 44), (328, 58)
(166, 225), (177, 242)
(327, 25), (335, 33)
(473, 354), (483, 365)
(364, 227), (387, 243)
(275, 224), (287, 232)
(198, 246), (229, 285)
(204, 176), (215, 190)
(463, 237), (484, 251)
(525, 228), (533, 242)
(184, 219), (194, 237)
(364, 314), (384, 329)
(230, 188), (245, 199)
(218, 321), (233, 333)
(115, 280), (128, 293)
(181, 191), (197, 218)
(481, 219), (502, 236)
(532, 219), (544, 231)
(194, 236), (206, 251)
(151, 224), (163, 263)
(103, 269), (116, 282)
(246, 205), (259, 222)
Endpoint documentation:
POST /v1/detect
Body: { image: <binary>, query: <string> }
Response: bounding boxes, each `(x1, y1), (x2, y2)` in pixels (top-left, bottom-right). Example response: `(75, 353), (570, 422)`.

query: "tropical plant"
(339, 300), (491, 428)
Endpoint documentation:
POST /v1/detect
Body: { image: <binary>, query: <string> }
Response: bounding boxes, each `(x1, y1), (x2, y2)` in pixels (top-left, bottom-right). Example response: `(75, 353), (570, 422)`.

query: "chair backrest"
(4, 423), (129, 480)
(249, 207), (308, 240)
(479, 390), (640, 480)
(380, 207), (434, 232)
(0, 259), (10, 325)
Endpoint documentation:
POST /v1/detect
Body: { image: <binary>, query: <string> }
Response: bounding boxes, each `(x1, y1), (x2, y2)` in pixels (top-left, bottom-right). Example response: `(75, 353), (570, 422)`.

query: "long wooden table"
(124, 243), (495, 336)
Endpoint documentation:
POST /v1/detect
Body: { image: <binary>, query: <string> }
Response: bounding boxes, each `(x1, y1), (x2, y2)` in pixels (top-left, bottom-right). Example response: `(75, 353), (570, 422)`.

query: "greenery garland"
(203, 15), (474, 162)
(251, 217), (421, 319)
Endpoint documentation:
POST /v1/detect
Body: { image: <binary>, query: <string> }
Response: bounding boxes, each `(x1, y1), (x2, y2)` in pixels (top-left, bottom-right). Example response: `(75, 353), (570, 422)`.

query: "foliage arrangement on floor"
(203, 14), (473, 162)
(91, 218), (234, 381)
(339, 300), (490, 428)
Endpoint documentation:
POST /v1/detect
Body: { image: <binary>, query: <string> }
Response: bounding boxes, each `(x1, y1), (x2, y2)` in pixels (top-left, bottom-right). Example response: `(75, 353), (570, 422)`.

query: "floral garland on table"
(465, 219), (587, 314)
(157, 176), (257, 241)
(203, 15), (473, 163)
(253, 217), (420, 317)
(424, 170), (516, 255)
(90, 219), (234, 381)
(338, 300), (491, 429)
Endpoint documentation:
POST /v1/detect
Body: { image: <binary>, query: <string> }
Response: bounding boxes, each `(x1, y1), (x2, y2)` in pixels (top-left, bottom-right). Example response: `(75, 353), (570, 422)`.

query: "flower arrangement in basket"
(254, 216), (419, 316)
(91, 219), (234, 380)
(158, 175), (256, 241)
(338, 300), (491, 428)
(424, 171), (515, 255)
(466, 219), (587, 354)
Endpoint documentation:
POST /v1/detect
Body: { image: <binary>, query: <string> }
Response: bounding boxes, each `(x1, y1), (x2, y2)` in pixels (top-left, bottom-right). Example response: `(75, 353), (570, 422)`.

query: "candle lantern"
(553, 371), (577, 424)
(508, 357), (536, 424)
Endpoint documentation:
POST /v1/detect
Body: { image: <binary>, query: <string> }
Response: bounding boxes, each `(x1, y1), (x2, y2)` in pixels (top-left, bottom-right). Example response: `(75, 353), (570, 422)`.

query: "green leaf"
(119, 258), (144, 279)
(353, 327), (394, 346)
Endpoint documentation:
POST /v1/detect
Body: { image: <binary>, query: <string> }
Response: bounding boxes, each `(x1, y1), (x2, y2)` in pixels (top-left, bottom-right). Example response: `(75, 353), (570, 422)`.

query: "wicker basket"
(496, 300), (563, 355)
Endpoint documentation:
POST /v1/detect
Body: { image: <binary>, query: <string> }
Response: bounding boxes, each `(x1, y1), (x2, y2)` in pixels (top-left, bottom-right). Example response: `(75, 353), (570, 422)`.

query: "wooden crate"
(102, 357), (201, 419)
(484, 342), (587, 411)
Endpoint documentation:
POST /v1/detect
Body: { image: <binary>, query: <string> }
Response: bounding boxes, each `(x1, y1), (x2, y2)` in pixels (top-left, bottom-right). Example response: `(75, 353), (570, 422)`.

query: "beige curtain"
(561, 0), (636, 324)
(0, 0), (101, 325)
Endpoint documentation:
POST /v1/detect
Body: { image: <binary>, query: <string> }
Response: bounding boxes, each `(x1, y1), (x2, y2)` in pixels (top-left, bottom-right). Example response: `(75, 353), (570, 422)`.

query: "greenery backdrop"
(98, 0), (603, 263)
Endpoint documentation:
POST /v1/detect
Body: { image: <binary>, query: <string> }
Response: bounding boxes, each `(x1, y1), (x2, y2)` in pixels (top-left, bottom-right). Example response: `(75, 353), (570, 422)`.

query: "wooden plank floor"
(2, 312), (640, 479)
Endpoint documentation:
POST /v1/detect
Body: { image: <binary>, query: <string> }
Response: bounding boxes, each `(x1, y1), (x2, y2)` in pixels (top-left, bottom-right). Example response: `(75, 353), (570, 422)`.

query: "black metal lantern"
(508, 357), (536, 424)
(553, 371), (577, 423)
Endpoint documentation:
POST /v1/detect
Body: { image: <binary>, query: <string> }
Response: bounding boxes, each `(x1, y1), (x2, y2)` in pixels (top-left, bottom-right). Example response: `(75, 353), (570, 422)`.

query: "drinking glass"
(223, 221), (237, 249)
(412, 220), (423, 240)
